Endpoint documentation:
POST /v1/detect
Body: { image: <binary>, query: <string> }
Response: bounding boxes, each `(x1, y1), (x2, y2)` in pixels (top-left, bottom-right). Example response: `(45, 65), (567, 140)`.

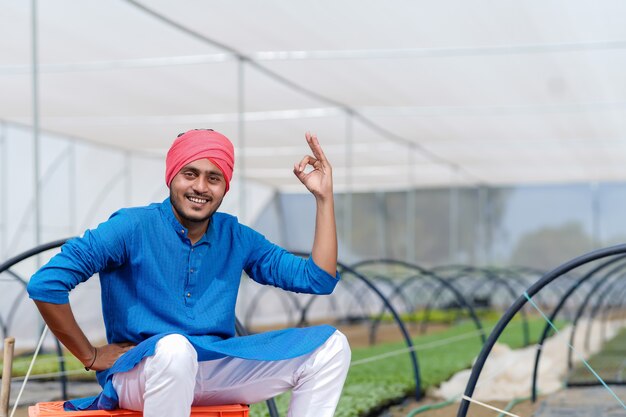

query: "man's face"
(169, 158), (226, 227)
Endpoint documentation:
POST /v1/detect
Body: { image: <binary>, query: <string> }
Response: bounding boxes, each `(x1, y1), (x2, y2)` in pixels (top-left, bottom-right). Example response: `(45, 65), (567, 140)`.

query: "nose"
(192, 176), (209, 194)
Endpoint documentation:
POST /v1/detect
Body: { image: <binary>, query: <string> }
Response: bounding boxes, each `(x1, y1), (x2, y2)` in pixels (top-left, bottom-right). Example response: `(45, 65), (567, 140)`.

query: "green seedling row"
(250, 317), (564, 417)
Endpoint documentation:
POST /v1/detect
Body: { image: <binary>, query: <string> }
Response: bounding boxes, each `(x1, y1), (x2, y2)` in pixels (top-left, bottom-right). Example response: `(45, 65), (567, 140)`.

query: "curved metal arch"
(566, 268), (626, 370)
(292, 252), (408, 345)
(0, 270), (30, 341)
(391, 275), (442, 318)
(351, 259), (486, 344)
(444, 265), (542, 302)
(453, 268), (531, 346)
(337, 262), (423, 399)
(367, 274), (416, 312)
(365, 274), (444, 345)
(297, 290), (342, 327)
(598, 280), (626, 347)
(242, 284), (301, 329)
(434, 265), (542, 299)
(296, 286), (343, 329)
(0, 238), (71, 273)
(456, 244), (626, 417)
(530, 255), (626, 401)
(0, 241), (71, 341)
(343, 276), (382, 313)
(382, 273), (442, 310)
(3, 269), (28, 287)
(284, 264), (378, 333)
(491, 266), (556, 305)
(0, 239), (72, 401)
(354, 274), (415, 345)
(498, 266), (584, 316)
(366, 275), (442, 339)
(327, 276), (375, 324)
(430, 264), (472, 274)
(419, 266), (518, 336)
(583, 274), (626, 353)
(351, 258), (441, 316)
(337, 273), (415, 319)
(419, 273), (469, 334)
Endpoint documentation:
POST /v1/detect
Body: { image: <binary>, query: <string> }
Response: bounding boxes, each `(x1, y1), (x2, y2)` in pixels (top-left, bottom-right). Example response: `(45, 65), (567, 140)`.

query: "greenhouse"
(2, 2), (626, 417)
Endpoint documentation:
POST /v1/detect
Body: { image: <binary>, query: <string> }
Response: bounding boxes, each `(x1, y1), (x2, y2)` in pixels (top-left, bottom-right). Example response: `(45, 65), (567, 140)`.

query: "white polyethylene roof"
(3, 0), (626, 192)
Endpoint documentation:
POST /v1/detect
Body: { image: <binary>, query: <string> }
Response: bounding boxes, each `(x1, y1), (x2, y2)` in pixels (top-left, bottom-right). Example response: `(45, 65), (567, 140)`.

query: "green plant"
(250, 317), (565, 417)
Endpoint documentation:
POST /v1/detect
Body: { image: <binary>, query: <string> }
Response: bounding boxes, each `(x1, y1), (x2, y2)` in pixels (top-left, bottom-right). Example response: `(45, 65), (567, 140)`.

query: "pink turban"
(165, 129), (235, 193)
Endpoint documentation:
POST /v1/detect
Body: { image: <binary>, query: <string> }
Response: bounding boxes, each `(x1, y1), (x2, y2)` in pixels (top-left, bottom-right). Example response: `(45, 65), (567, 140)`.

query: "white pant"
(112, 331), (351, 417)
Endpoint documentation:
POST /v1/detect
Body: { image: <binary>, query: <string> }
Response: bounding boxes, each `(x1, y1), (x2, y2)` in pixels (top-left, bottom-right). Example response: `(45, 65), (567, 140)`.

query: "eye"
(183, 171), (196, 179)
(208, 175), (221, 183)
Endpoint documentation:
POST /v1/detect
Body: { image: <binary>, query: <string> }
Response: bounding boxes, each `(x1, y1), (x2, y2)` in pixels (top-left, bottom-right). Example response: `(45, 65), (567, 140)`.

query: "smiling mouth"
(187, 195), (211, 204)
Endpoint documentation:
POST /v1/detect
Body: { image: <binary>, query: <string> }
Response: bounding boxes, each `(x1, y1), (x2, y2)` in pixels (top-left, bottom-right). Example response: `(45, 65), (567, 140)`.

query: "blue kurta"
(27, 198), (339, 410)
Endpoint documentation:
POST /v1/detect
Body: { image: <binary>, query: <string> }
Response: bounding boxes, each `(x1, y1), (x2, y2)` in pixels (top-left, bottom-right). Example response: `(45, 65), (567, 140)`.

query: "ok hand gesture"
(293, 133), (333, 201)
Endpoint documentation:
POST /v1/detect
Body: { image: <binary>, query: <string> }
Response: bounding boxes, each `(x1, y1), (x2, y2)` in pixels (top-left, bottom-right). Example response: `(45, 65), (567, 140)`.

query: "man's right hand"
(86, 342), (136, 371)
(34, 301), (137, 372)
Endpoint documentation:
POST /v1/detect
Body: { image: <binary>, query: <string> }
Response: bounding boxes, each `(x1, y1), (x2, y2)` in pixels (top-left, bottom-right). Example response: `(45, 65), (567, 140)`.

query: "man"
(27, 129), (351, 417)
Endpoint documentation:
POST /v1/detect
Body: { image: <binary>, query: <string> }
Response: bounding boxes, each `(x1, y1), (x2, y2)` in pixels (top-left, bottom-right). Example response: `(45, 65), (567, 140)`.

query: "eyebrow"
(206, 170), (224, 177)
(182, 166), (223, 177)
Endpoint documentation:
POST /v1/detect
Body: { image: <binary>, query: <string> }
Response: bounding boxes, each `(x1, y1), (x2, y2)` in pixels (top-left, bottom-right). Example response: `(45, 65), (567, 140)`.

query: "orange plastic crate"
(28, 401), (249, 417)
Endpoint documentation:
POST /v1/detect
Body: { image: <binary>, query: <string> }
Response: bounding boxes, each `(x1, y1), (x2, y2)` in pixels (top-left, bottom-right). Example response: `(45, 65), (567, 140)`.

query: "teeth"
(188, 196), (208, 204)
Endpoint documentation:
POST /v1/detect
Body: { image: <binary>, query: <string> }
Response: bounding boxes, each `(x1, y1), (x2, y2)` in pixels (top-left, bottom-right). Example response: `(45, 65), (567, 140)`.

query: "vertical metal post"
(405, 145), (416, 262)
(485, 186), (495, 264)
(124, 151), (131, 207)
(0, 337), (15, 417)
(32, 0), (42, 256)
(276, 192), (289, 248)
(477, 185), (486, 265)
(344, 113), (353, 250)
(237, 59), (246, 224)
(68, 141), (76, 235)
(591, 182), (600, 249)
(449, 166), (459, 263)
(376, 192), (388, 258)
(0, 123), (6, 259)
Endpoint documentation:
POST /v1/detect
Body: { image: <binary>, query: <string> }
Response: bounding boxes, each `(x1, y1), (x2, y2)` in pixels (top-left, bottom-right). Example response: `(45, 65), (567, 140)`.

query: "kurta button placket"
(184, 242), (203, 313)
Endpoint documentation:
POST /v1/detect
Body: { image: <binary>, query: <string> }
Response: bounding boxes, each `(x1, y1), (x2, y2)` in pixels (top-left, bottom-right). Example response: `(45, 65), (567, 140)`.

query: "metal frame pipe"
(530, 255), (626, 401)
(237, 58), (246, 224)
(566, 269), (626, 370)
(352, 259), (486, 344)
(598, 281), (626, 344)
(31, 0), (41, 247)
(0, 122), (6, 260)
(456, 244), (626, 417)
(582, 275), (626, 352)
(338, 262), (423, 399)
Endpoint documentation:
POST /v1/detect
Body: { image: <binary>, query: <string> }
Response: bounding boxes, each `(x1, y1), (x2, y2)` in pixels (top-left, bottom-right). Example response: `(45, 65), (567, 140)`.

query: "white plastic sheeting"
(434, 319), (625, 401)
(3, 1), (626, 192)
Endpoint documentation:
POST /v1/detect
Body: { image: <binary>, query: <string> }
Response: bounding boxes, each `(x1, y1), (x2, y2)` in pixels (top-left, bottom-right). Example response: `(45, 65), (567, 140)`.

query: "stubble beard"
(170, 190), (219, 226)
